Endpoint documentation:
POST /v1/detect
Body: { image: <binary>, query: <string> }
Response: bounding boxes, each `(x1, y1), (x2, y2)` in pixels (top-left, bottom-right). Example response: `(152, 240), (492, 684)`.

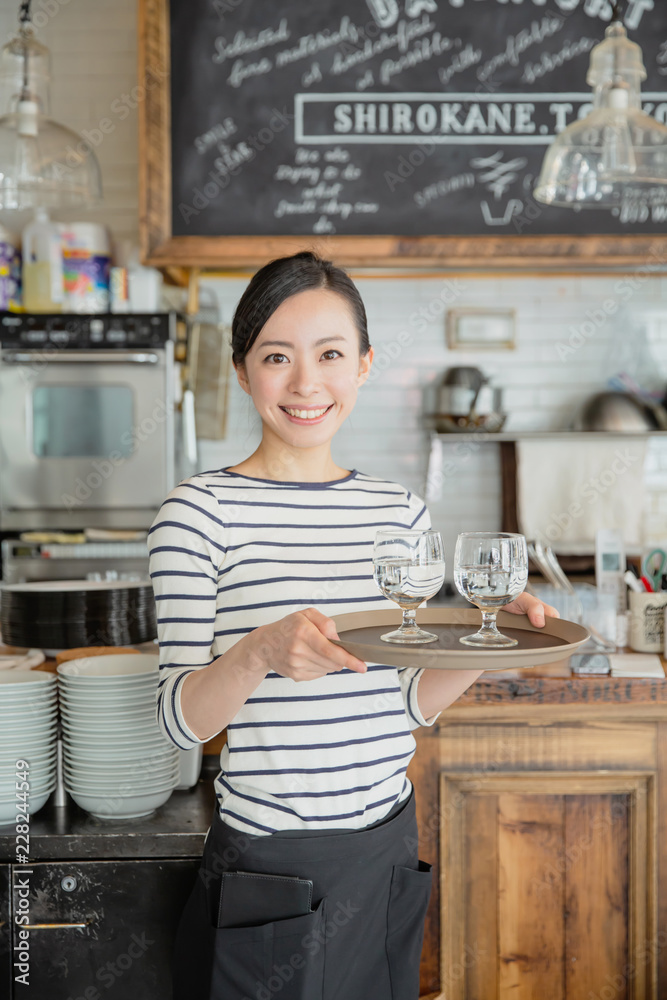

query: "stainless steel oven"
(0, 313), (177, 529)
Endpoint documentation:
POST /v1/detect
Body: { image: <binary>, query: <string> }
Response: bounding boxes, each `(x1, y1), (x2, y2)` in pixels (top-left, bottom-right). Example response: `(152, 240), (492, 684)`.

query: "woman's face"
(236, 287), (373, 451)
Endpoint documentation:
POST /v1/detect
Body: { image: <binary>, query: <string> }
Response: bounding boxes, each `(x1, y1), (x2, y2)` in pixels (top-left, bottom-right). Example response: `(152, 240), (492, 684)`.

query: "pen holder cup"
(628, 591), (667, 653)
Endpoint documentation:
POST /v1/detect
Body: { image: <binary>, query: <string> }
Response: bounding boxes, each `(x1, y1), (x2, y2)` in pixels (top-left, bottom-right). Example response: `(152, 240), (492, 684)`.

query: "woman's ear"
(357, 345), (374, 386)
(234, 361), (252, 396)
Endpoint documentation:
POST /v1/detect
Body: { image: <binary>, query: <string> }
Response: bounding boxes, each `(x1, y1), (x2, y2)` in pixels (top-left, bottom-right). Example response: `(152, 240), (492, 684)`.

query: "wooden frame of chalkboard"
(139, 0), (667, 270)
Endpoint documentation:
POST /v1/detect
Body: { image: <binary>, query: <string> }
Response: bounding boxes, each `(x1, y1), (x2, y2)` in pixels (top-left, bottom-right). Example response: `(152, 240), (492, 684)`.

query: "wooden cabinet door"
(11, 858), (199, 999)
(441, 773), (657, 1000)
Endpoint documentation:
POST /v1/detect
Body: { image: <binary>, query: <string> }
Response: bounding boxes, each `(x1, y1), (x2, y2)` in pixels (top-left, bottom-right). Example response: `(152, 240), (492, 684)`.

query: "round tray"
(330, 608), (589, 670)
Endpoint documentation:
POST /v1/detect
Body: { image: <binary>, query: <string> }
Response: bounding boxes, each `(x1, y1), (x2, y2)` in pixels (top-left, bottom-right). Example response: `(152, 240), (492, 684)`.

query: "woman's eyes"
(263, 350), (343, 364)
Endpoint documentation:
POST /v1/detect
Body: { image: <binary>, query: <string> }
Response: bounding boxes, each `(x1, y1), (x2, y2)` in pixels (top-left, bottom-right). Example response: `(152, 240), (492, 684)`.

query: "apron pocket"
(210, 897), (328, 1000)
(386, 861), (432, 1000)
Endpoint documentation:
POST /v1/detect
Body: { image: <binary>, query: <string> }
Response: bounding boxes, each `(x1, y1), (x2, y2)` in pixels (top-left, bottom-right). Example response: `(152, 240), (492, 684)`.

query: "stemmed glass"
(373, 530), (445, 643)
(453, 532), (528, 647)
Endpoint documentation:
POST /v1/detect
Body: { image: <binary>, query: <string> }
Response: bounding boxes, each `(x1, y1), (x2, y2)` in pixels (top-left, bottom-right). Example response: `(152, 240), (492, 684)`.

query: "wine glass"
(373, 530), (445, 643)
(453, 532), (528, 647)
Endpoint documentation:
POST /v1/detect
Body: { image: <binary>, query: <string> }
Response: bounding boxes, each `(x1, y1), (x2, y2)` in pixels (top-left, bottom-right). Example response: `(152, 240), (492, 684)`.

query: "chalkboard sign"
(139, 0), (667, 267)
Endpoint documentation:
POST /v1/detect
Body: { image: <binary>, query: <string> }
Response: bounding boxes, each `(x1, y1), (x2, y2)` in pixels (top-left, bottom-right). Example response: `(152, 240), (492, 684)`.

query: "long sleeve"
(148, 480), (226, 749)
(396, 490), (442, 730)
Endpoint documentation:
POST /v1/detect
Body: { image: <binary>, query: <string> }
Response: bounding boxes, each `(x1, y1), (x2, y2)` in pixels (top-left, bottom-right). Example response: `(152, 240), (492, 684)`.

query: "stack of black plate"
(0, 580), (157, 652)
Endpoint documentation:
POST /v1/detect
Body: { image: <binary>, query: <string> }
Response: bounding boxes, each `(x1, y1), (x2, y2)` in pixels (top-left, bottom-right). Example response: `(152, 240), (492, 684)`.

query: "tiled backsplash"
(2, 0), (665, 563)
(200, 274), (667, 563)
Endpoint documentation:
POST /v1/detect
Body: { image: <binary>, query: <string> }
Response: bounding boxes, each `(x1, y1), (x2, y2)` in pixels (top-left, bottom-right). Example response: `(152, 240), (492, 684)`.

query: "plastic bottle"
(22, 208), (64, 313)
(0, 224), (21, 311)
(59, 222), (111, 313)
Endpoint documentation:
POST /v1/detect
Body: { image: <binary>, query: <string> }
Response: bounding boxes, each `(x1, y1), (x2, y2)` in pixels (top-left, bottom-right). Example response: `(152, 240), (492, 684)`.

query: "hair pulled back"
(231, 251), (370, 366)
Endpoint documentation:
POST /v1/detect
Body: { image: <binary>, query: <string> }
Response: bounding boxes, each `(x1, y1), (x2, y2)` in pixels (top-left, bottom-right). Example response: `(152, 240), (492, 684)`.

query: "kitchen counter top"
(0, 768), (216, 862)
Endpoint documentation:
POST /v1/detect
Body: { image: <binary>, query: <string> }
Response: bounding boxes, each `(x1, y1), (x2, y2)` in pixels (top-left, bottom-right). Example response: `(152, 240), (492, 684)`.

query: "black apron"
(172, 786), (432, 1000)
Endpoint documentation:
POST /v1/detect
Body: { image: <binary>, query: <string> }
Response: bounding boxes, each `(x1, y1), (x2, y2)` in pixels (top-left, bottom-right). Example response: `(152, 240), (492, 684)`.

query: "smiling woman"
(227, 252), (372, 479)
(148, 251), (553, 1000)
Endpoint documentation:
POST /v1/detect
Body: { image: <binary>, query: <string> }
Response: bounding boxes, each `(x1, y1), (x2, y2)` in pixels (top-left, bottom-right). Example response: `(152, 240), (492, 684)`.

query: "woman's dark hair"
(231, 251), (370, 366)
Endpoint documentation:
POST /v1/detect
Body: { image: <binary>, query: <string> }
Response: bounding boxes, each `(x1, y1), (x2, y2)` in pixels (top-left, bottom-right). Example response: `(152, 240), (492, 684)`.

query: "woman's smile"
(279, 403), (335, 424)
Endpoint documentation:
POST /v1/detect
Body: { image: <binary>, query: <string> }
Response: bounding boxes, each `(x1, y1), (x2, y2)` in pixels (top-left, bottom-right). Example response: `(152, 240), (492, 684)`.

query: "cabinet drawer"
(11, 859), (199, 999)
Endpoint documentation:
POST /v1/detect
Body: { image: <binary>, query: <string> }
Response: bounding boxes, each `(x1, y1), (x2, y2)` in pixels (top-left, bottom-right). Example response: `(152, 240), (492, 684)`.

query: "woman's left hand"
(504, 592), (560, 627)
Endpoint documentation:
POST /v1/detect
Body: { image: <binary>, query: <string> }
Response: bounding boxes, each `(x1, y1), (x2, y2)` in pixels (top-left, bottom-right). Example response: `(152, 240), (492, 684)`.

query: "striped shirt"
(147, 467), (440, 835)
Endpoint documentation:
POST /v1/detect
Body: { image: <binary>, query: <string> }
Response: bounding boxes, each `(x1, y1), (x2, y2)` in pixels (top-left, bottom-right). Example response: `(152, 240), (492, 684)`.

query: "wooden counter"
(409, 657), (667, 1000)
(10, 644), (666, 997)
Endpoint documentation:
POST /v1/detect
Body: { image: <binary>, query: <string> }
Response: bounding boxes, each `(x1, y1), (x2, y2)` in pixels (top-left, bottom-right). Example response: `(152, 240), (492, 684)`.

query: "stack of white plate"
(0, 671), (58, 826)
(57, 654), (180, 820)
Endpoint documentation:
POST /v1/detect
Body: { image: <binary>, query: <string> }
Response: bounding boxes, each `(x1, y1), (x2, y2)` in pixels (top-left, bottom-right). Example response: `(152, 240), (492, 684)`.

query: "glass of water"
(453, 532), (528, 647)
(373, 530), (445, 643)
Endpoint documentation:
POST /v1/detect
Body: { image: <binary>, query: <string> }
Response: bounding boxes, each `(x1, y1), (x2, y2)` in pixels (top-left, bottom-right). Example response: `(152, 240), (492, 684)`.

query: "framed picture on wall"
(446, 309), (516, 350)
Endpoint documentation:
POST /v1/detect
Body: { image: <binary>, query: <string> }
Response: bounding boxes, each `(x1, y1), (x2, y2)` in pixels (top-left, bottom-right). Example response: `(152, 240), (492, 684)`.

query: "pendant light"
(533, 1), (667, 210)
(0, 0), (102, 210)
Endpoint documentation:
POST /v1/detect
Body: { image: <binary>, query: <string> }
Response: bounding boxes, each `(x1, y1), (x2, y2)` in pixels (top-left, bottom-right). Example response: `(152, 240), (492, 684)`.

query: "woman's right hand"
(238, 607), (367, 682)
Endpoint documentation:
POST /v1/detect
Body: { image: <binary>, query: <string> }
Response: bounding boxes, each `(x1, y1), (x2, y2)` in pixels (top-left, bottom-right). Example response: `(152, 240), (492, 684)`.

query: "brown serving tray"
(330, 608), (590, 670)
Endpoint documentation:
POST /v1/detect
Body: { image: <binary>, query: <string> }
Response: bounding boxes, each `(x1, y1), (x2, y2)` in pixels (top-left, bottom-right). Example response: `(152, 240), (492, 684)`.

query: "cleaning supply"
(59, 222), (111, 313)
(21, 207), (64, 312)
(0, 224), (21, 311)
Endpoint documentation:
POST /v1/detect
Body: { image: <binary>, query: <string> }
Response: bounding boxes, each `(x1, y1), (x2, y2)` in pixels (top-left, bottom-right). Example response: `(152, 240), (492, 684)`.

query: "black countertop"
(0, 770), (217, 862)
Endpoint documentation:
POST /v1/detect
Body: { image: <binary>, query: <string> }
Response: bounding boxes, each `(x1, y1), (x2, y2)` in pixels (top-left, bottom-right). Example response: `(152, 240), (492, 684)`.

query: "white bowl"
(59, 691), (157, 707)
(0, 701), (58, 715)
(1, 716), (59, 731)
(0, 746), (57, 774)
(64, 743), (176, 762)
(0, 778), (56, 797)
(1, 693), (57, 706)
(64, 750), (177, 768)
(62, 739), (169, 756)
(59, 716), (161, 731)
(66, 786), (173, 820)
(64, 777), (179, 796)
(65, 771), (178, 788)
(57, 655), (159, 679)
(0, 787), (54, 825)
(0, 761), (56, 784)
(59, 703), (156, 718)
(57, 679), (158, 693)
(65, 760), (178, 779)
(1, 708), (58, 723)
(0, 670), (56, 688)
(0, 733), (58, 749)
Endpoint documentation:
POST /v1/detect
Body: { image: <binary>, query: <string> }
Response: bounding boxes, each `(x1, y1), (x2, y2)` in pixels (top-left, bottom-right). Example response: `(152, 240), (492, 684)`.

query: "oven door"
(0, 346), (174, 527)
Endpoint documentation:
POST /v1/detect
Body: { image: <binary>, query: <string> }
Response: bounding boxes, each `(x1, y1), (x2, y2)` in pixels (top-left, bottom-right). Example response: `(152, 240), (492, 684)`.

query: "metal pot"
(438, 383), (503, 417)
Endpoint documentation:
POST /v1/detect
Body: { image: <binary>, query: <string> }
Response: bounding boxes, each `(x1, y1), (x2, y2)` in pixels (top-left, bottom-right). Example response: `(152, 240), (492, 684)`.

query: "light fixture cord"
(17, 0), (32, 97)
(610, 0), (625, 23)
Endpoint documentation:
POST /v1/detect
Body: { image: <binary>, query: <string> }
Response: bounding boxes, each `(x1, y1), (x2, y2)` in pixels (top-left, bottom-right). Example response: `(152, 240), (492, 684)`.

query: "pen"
(640, 575), (654, 593)
(624, 570), (644, 593)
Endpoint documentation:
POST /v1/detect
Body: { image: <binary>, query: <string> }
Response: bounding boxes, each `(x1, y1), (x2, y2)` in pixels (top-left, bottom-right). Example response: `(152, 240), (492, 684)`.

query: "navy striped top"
(147, 467), (440, 835)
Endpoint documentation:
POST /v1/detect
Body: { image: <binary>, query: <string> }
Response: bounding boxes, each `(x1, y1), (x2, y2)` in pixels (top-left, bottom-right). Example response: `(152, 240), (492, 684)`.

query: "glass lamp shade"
(0, 109), (102, 209)
(534, 21), (667, 209)
(0, 21), (102, 209)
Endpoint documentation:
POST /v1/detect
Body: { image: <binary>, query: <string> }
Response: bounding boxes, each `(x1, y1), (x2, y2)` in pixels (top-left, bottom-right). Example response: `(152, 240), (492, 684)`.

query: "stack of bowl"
(0, 671), (58, 825)
(57, 654), (180, 820)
